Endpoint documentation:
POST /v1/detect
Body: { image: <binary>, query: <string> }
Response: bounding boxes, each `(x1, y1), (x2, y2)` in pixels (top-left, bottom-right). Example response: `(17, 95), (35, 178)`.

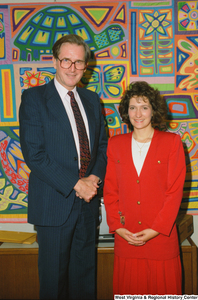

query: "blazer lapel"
(126, 133), (136, 171)
(121, 133), (134, 167)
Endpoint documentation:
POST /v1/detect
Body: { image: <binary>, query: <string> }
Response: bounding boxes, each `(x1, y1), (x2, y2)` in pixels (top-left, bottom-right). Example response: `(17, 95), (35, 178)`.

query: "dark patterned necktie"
(68, 91), (91, 178)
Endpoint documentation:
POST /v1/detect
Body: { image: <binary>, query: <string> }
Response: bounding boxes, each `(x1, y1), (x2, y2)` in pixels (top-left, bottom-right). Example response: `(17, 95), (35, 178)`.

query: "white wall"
(0, 0), (197, 248)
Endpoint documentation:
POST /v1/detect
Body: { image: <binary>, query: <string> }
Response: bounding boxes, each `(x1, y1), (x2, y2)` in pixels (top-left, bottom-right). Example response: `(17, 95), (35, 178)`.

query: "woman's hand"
(133, 228), (159, 243)
(115, 228), (159, 246)
(115, 228), (145, 246)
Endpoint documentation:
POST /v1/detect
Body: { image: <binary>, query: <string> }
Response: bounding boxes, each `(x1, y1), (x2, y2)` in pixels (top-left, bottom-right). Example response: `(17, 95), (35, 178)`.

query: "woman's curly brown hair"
(119, 81), (167, 127)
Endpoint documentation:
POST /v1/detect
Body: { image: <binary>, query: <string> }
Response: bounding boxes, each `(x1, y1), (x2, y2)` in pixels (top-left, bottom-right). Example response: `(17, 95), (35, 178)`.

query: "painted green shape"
(87, 8), (108, 22)
(180, 41), (194, 51)
(133, 2), (170, 6)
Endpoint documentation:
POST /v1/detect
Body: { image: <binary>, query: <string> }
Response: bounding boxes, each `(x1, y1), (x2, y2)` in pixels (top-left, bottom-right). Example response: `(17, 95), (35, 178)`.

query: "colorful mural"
(0, 0), (198, 222)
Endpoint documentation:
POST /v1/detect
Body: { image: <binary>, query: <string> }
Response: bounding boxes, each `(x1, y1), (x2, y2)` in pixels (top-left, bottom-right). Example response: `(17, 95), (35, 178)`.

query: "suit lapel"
(45, 80), (75, 141)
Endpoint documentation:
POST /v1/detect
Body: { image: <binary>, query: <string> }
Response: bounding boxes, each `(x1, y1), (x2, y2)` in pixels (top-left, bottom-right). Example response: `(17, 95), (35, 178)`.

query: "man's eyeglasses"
(57, 58), (86, 70)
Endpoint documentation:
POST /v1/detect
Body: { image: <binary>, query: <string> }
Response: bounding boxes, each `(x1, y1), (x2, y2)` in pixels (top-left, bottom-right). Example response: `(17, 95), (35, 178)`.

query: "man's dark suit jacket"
(19, 79), (107, 226)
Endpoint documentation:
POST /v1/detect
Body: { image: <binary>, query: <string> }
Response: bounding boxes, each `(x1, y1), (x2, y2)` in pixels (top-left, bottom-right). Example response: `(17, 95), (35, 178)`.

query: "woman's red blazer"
(103, 129), (186, 260)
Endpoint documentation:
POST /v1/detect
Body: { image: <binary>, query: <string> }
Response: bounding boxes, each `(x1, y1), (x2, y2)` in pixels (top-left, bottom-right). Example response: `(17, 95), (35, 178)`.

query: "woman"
(103, 81), (186, 295)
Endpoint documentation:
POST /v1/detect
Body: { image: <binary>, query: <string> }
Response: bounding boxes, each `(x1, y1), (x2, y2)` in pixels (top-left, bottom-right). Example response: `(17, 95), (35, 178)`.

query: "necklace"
(134, 139), (148, 156)
(133, 131), (153, 156)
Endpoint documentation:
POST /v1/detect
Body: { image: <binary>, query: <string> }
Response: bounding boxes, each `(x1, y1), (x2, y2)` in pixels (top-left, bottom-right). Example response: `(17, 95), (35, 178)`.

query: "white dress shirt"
(54, 77), (90, 169)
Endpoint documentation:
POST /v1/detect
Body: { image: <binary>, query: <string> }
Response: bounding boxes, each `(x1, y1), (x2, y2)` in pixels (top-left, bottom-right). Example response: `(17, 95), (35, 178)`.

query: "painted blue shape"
(177, 47), (189, 72)
(32, 13), (43, 25)
(167, 100), (189, 117)
(176, 75), (189, 87)
(46, 7), (68, 13)
(131, 12), (137, 75)
(31, 30), (51, 46)
(41, 16), (55, 28)
(187, 36), (198, 47)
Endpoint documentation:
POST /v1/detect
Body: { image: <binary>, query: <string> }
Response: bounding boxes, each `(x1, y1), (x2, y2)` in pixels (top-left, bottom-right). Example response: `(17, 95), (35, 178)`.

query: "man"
(19, 34), (107, 300)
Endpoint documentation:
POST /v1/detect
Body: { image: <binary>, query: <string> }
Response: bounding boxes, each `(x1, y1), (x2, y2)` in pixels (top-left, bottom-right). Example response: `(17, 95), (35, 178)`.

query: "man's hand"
(74, 175), (100, 202)
(86, 174), (101, 186)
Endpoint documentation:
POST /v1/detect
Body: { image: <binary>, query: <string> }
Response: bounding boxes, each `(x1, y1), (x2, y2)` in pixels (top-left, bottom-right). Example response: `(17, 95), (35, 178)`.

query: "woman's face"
(128, 96), (153, 130)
